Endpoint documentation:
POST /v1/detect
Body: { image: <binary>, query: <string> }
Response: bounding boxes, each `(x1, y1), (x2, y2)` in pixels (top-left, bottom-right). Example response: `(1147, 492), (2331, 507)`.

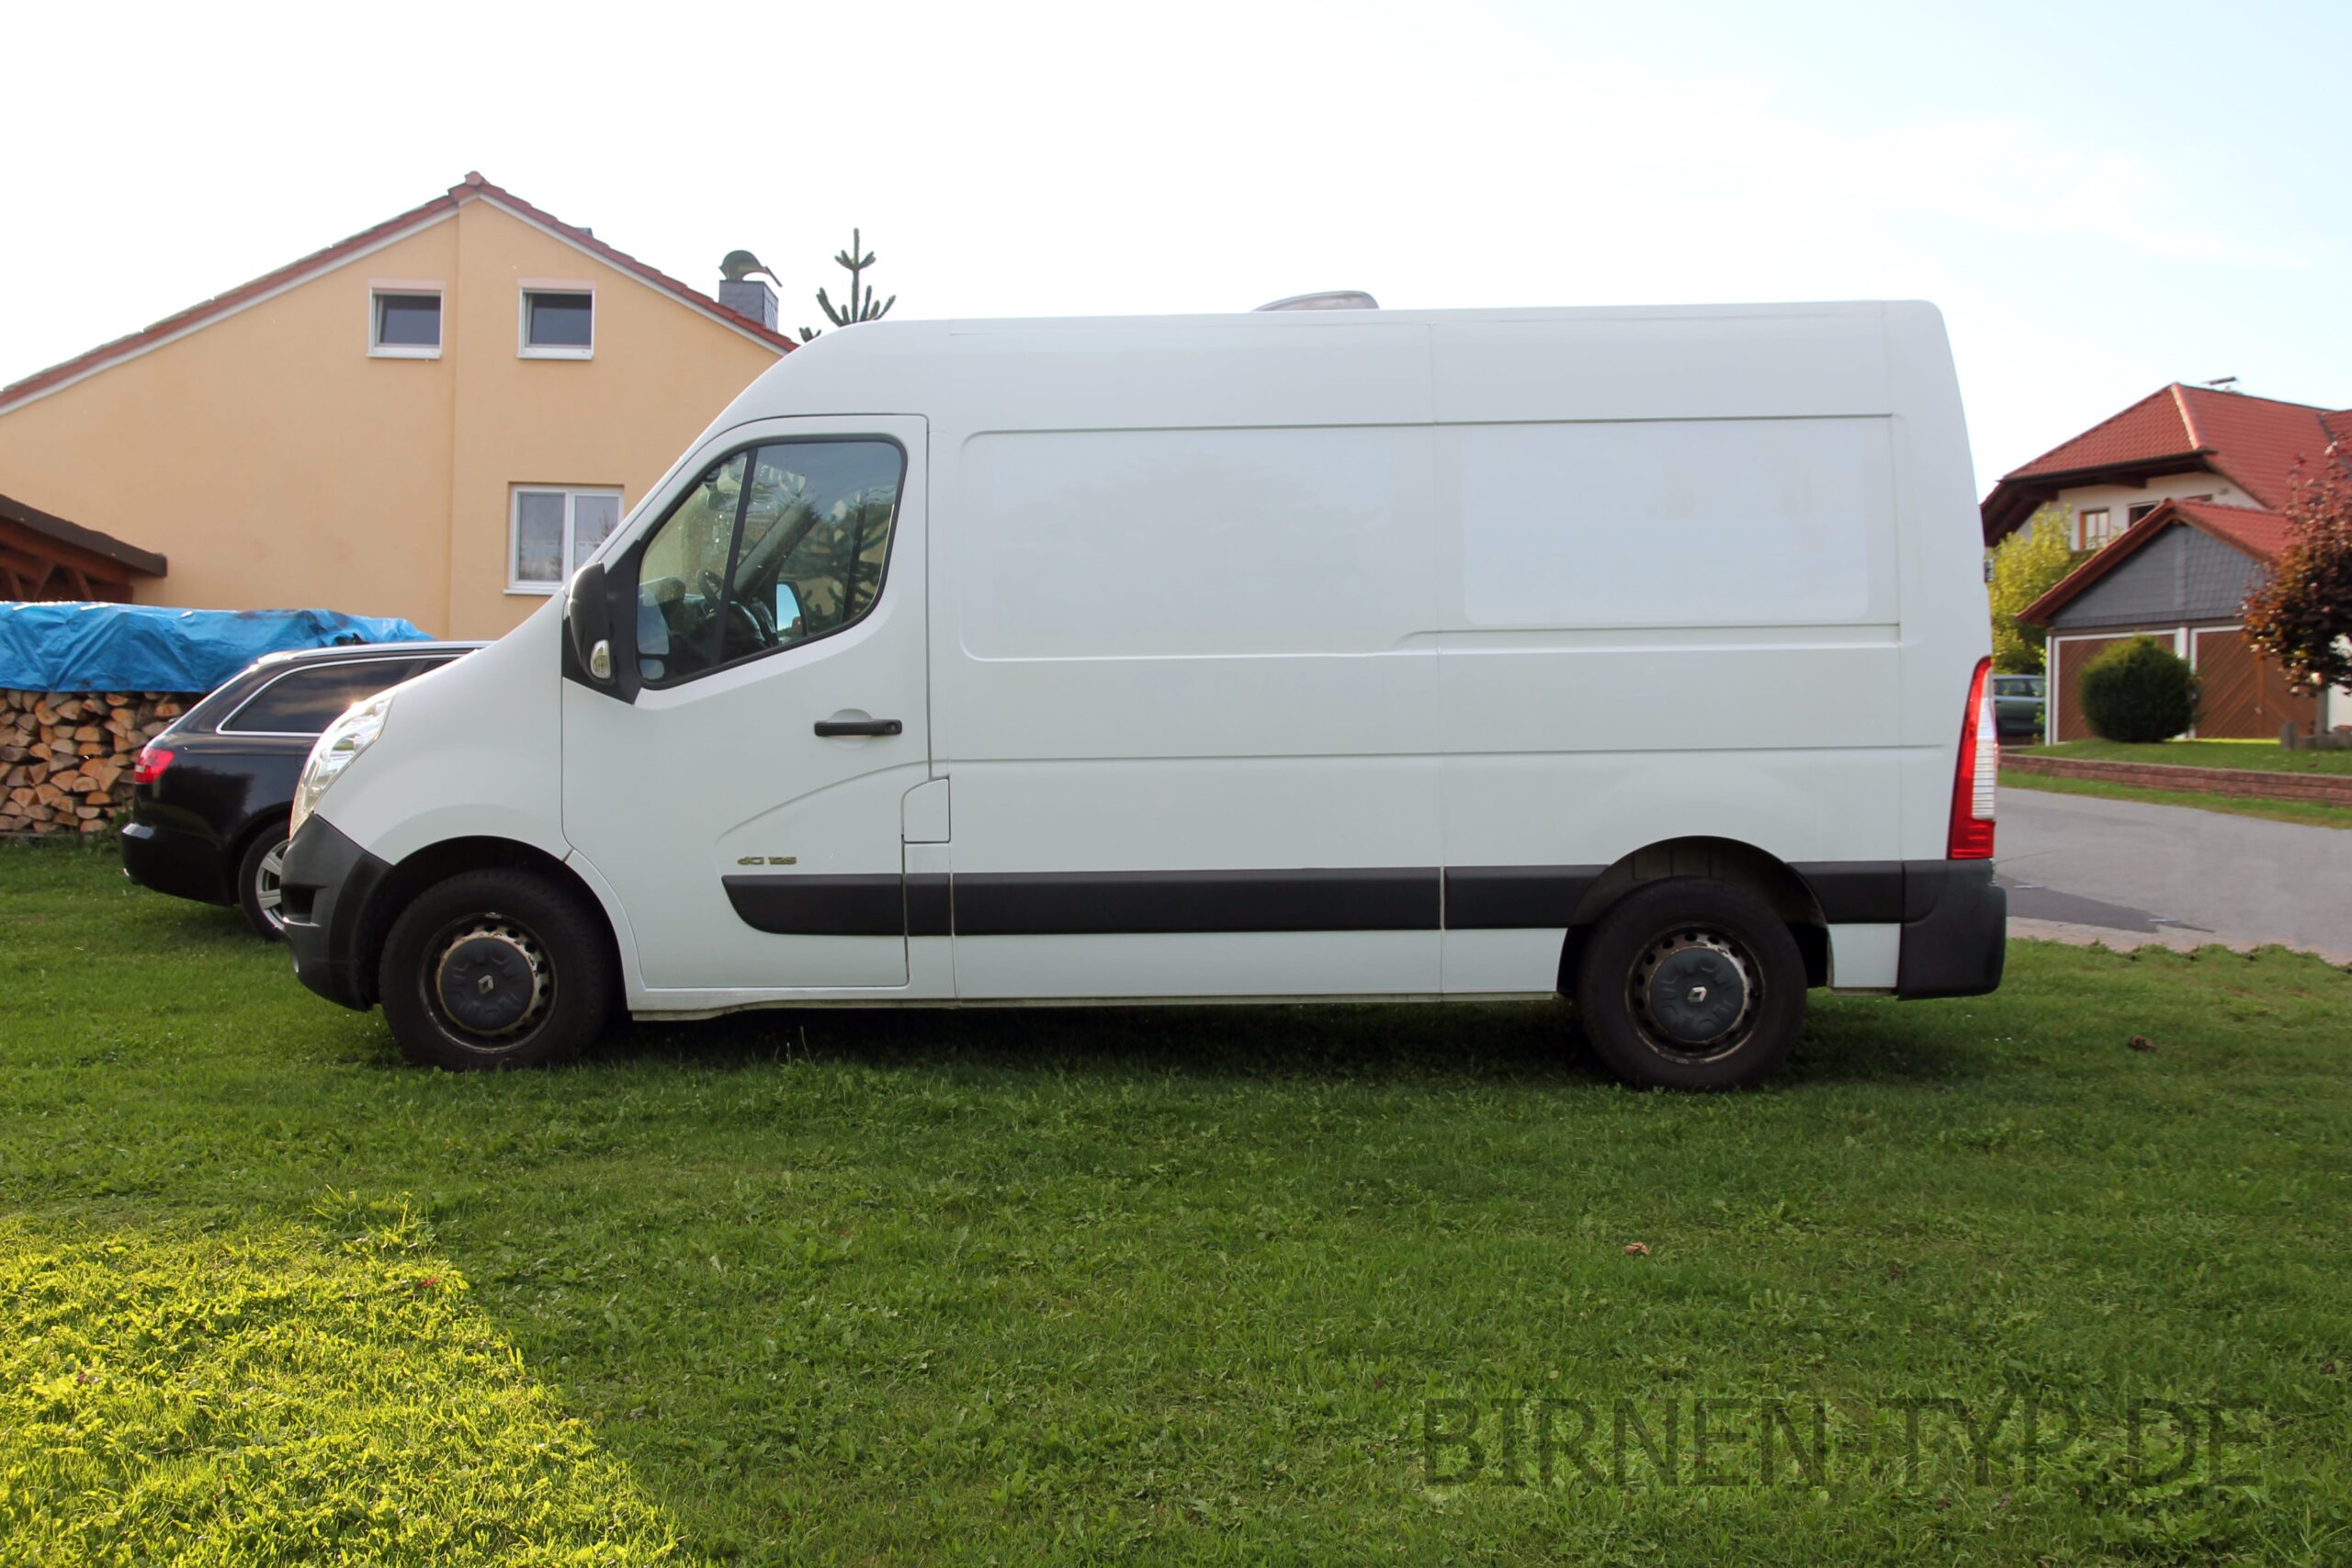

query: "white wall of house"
(2052, 472), (2256, 549)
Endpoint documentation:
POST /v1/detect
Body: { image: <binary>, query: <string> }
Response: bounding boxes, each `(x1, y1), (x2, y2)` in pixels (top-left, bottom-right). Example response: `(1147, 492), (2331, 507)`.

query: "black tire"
(1572, 877), (1807, 1090)
(378, 868), (616, 1071)
(235, 825), (291, 942)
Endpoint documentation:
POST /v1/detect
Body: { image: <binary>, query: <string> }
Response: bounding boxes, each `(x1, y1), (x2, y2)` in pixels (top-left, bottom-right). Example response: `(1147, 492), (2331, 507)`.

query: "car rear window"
(219, 660), (428, 735)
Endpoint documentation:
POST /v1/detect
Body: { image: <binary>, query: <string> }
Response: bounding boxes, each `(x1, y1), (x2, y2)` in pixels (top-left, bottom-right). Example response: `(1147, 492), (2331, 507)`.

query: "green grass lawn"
(2001, 768), (2352, 830)
(4, 840), (2349, 1565)
(2019, 739), (2352, 775)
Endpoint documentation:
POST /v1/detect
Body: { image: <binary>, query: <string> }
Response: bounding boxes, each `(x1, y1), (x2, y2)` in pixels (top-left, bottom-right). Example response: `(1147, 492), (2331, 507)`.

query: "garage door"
(2191, 627), (2319, 739)
(2050, 635), (2136, 742)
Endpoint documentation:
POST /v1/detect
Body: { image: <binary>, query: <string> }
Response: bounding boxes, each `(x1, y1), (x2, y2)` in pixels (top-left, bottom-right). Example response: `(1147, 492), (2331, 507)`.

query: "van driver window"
(634, 440), (903, 684)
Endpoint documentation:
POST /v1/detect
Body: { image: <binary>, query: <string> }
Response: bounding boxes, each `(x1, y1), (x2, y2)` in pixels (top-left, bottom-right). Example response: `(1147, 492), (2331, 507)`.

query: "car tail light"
(132, 745), (175, 785)
(1947, 657), (1996, 859)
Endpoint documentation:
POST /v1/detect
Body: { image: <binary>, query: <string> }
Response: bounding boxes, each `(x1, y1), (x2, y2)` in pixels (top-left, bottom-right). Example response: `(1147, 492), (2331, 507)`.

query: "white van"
(281, 301), (2006, 1089)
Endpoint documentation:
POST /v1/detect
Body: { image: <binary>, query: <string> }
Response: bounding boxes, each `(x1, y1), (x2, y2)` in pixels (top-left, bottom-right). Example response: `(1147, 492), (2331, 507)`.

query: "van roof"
(702, 299), (1946, 448)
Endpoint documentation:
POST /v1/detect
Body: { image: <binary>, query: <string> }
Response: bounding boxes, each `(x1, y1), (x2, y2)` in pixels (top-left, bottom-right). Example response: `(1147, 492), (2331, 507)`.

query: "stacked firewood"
(0, 690), (192, 835)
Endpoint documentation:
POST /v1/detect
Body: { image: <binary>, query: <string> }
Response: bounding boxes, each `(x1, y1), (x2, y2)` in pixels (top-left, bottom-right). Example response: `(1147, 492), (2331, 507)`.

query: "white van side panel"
(1431, 408), (1907, 993)
(898, 304), (1954, 1002)
(934, 417), (1446, 998)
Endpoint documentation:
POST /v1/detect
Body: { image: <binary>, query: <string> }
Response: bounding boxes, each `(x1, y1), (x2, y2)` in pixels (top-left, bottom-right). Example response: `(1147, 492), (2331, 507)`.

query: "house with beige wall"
(0, 173), (793, 637)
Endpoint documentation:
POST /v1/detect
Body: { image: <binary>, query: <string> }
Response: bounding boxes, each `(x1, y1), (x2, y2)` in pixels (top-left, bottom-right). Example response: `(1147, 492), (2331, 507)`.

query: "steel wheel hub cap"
(433, 921), (548, 1038)
(1633, 931), (1756, 1051)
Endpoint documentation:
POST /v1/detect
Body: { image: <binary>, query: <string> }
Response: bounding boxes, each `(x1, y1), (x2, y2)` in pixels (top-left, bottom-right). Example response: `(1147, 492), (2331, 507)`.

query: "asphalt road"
(1996, 787), (2352, 960)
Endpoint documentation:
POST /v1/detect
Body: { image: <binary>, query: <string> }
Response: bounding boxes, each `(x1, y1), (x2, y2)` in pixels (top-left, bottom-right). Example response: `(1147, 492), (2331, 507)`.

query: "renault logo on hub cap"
(434, 925), (546, 1038)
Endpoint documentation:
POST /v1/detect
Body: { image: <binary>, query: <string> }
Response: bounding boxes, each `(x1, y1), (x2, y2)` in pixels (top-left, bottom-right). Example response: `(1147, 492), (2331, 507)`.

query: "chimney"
(718, 275), (779, 331)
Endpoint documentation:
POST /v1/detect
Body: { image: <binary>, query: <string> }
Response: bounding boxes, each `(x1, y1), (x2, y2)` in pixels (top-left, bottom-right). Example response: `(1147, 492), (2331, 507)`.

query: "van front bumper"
(1894, 861), (2007, 999)
(280, 816), (390, 1012)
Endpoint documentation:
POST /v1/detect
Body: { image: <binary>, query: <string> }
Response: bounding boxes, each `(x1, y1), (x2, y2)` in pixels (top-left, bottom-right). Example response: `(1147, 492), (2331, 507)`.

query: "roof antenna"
(1255, 290), (1378, 311)
(2202, 376), (2239, 391)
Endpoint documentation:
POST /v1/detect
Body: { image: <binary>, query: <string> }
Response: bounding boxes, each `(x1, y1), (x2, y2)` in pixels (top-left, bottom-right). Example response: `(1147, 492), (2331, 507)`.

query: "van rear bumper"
(280, 816), (391, 1012)
(1894, 861), (2006, 999)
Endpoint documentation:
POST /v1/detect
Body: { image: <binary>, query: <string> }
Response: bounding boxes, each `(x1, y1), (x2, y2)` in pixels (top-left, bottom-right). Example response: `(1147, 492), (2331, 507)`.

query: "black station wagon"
(120, 642), (482, 938)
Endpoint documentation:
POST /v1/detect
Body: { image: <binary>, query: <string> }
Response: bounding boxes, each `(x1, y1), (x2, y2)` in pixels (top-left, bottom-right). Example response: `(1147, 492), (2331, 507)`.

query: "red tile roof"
(2175, 498), (2294, 561)
(1983, 383), (2349, 542)
(2018, 499), (2290, 626)
(0, 173), (792, 413)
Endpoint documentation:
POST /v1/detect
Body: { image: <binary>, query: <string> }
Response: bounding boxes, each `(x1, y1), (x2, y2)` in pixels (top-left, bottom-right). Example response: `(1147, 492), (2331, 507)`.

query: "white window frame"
(367, 281), (444, 359)
(518, 281), (596, 359)
(509, 485), (625, 594)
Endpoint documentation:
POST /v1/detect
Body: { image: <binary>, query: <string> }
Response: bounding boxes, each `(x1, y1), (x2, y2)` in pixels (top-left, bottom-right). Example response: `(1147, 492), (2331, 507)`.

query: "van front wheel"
(1573, 878), (1805, 1090)
(378, 869), (615, 1071)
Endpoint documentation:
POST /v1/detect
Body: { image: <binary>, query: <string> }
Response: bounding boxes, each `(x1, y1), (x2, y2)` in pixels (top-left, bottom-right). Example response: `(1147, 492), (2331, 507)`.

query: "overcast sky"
(6, 0), (2344, 491)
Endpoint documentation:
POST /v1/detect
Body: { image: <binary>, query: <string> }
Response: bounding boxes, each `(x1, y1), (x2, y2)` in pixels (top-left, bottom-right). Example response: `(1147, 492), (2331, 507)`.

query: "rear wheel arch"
(1555, 836), (1829, 994)
(352, 837), (619, 1009)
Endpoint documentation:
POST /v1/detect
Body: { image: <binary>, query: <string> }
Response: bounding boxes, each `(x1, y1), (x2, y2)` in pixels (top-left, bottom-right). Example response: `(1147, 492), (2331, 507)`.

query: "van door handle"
(813, 717), (902, 737)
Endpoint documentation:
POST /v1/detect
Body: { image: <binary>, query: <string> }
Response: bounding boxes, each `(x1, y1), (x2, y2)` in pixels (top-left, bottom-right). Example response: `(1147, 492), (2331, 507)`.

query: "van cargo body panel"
(290, 301), (2002, 1055)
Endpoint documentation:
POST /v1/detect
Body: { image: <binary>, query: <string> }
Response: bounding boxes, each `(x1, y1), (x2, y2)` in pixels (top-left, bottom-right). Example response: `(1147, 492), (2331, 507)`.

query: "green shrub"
(2078, 636), (2199, 742)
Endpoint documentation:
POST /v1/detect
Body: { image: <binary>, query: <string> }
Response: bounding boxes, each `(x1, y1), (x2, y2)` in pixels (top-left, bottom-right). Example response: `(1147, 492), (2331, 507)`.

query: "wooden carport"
(0, 492), (166, 602)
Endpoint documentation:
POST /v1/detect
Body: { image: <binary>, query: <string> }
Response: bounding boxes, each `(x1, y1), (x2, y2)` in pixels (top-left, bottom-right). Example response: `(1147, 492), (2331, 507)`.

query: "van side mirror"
(567, 561), (613, 682)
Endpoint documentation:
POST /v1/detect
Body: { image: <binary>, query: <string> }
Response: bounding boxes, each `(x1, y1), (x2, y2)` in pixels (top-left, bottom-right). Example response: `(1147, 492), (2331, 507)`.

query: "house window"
(368, 288), (442, 357)
(511, 486), (624, 592)
(2127, 501), (2160, 525)
(520, 288), (594, 357)
(2078, 508), (2114, 548)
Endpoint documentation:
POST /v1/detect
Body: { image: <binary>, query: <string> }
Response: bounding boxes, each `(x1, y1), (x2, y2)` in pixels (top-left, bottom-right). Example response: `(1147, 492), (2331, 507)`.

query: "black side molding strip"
(726, 867), (1442, 937)
(1443, 865), (1603, 930)
(909, 872), (951, 938)
(1792, 862), (1906, 925)
(723, 862), (1996, 980)
(954, 868), (1439, 936)
(724, 874), (905, 937)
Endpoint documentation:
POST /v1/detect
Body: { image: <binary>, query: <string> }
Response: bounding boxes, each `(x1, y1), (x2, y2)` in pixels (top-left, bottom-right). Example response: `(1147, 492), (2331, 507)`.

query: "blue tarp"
(0, 603), (433, 694)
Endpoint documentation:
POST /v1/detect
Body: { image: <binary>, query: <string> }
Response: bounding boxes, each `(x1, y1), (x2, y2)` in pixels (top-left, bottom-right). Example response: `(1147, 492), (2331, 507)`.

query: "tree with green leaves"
(2243, 446), (2352, 699)
(1987, 505), (2086, 674)
(797, 229), (897, 344)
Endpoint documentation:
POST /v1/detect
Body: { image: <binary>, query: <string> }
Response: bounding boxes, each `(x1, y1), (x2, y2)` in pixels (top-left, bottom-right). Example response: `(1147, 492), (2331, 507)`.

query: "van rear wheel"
(378, 869), (615, 1071)
(1573, 877), (1805, 1090)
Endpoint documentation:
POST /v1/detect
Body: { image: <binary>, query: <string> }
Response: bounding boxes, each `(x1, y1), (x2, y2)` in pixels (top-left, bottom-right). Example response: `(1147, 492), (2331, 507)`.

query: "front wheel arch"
(376, 864), (618, 1069)
(352, 837), (620, 1010)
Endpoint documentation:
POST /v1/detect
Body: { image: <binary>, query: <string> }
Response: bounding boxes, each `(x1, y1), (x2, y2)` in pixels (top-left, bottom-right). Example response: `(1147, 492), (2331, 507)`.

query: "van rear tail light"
(1947, 657), (1996, 859)
(132, 745), (175, 785)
